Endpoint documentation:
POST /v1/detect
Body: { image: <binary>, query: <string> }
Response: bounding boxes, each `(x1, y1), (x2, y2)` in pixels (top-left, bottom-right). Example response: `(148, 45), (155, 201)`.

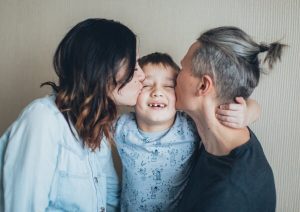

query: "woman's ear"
(196, 75), (213, 96)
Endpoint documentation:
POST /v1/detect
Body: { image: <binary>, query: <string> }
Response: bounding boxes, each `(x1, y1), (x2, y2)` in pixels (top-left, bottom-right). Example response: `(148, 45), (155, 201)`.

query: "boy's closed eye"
(163, 79), (176, 88)
(142, 78), (153, 87)
(164, 84), (175, 88)
(142, 83), (153, 89)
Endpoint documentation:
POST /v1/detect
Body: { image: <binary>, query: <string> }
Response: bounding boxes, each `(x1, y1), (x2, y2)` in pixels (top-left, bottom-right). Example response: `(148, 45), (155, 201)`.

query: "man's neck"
(188, 106), (250, 156)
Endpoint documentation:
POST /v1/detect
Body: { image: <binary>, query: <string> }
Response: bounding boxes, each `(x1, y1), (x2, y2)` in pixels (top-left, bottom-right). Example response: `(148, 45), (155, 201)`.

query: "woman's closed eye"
(143, 84), (152, 88)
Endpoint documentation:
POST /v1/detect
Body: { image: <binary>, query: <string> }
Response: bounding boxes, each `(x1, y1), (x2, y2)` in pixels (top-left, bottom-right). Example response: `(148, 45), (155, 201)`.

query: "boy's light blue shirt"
(115, 112), (200, 211)
(0, 95), (120, 212)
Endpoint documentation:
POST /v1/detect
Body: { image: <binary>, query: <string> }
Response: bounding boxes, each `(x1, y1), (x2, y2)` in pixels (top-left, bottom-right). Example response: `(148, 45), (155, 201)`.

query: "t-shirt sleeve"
(200, 185), (249, 212)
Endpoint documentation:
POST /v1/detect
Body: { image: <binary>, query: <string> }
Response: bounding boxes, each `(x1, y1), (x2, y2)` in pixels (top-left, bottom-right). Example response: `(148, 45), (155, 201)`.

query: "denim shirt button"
(94, 177), (98, 183)
(100, 207), (105, 212)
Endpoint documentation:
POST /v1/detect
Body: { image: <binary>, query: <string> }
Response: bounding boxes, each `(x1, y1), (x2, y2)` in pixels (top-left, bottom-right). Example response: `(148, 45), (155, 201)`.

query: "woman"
(0, 18), (145, 212)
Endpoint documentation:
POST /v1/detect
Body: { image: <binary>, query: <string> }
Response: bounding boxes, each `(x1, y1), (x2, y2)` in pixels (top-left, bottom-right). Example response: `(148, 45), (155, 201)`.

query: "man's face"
(135, 63), (177, 131)
(175, 42), (201, 112)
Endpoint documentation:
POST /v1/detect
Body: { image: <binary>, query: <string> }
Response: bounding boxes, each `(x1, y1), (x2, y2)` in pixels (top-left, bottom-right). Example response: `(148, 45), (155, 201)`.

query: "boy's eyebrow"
(165, 77), (176, 82)
(145, 75), (175, 82)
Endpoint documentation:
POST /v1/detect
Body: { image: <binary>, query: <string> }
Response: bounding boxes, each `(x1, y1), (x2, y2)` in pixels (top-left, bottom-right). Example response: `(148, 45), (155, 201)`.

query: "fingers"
(219, 103), (242, 111)
(216, 108), (241, 116)
(216, 98), (248, 129)
(216, 113), (244, 129)
(219, 97), (246, 111)
(218, 121), (241, 129)
(235, 96), (246, 105)
(216, 114), (238, 123)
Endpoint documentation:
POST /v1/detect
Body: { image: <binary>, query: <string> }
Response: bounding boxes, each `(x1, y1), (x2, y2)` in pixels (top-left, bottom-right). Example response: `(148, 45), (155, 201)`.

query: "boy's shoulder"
(175, 111), (196, 127)
(117, 112), (136, 125)
(115, 112), (137, 133)
(114, 112), (138, 145)
(173, 111), (199, 138)
(176, 111), (191, 120)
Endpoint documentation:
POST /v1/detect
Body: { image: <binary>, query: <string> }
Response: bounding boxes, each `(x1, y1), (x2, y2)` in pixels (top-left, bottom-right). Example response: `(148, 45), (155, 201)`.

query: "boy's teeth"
(148, 103), (166, 108)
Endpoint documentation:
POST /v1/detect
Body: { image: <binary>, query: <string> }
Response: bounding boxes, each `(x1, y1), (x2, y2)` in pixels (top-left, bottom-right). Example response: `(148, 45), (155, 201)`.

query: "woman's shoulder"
(24, 94), (59, 116)
(8, 95), (63, 136)
(18, 95), (63, 122)
(0, 95), (65, 152)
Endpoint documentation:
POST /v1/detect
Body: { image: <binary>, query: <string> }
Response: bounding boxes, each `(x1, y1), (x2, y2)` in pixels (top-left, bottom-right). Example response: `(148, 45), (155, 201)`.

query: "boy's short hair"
(138, 52), (180, 72)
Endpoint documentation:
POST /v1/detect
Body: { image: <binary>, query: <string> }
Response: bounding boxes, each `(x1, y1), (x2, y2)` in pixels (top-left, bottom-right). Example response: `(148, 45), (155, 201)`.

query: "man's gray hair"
(192, 26), (286, 103)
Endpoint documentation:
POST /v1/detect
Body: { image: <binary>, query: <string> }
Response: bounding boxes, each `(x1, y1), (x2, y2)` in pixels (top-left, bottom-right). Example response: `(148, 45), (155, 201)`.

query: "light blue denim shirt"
(0, 95), (120, 212)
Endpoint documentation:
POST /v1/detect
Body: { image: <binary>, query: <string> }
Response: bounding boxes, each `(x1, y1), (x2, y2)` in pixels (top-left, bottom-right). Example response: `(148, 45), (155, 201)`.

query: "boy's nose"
(151, 89), (163, 97)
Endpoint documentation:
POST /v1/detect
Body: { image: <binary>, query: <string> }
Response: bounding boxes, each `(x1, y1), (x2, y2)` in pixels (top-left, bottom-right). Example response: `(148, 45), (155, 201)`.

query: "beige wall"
(0, 0), (299, 211)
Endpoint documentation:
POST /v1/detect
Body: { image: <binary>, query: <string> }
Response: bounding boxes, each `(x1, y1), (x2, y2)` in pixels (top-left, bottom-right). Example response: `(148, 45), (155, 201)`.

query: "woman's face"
(110, 59), (145, 106)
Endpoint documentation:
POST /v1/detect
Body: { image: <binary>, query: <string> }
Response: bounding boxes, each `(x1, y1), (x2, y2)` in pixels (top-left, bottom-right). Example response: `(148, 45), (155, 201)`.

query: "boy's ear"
(196, 75), (213, 96)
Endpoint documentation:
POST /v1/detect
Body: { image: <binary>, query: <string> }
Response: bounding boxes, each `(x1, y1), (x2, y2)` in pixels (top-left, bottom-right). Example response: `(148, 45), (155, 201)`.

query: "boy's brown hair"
(138, 52), (180, 73)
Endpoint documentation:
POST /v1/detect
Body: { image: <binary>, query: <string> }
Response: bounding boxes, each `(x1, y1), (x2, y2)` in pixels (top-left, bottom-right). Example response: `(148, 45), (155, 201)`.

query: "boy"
(114, 53), (259, 211)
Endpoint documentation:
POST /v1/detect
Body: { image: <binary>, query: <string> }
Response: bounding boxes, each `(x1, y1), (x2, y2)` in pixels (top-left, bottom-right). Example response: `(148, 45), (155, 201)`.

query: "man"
(175, 26), (285, 212)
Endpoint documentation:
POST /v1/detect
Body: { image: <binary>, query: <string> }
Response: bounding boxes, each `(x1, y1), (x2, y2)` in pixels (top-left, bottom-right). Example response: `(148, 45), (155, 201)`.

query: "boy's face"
(135, 63), (177, 131)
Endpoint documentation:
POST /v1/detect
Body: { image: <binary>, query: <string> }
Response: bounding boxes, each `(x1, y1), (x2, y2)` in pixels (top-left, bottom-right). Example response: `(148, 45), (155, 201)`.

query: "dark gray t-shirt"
(177, 129), (276, 212)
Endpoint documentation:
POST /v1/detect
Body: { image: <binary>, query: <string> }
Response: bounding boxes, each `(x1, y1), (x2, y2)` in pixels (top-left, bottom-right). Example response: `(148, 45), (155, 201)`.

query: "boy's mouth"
(148, 103), (167, 108)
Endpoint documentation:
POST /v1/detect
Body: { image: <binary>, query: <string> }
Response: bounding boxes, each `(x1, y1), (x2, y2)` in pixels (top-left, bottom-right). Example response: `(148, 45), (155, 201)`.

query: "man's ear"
(196, 75), (213, 96)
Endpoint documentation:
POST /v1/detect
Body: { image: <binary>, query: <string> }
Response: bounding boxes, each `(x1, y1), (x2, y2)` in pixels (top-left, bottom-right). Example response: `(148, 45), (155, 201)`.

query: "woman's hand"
(216, 97), (261, 129)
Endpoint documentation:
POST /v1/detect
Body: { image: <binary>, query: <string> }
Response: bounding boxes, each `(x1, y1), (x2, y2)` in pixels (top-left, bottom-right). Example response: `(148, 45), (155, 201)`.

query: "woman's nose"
(136, 69), (145, 81)
(135, 64), (145, 82)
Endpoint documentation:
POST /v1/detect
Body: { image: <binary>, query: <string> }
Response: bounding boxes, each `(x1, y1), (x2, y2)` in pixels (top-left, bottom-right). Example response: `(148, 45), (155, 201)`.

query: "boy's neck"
(136, 115), (176, 132)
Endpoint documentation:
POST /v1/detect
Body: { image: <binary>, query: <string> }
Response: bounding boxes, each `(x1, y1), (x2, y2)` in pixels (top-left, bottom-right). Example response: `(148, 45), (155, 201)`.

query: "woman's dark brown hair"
(42, 18), (137, 150)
